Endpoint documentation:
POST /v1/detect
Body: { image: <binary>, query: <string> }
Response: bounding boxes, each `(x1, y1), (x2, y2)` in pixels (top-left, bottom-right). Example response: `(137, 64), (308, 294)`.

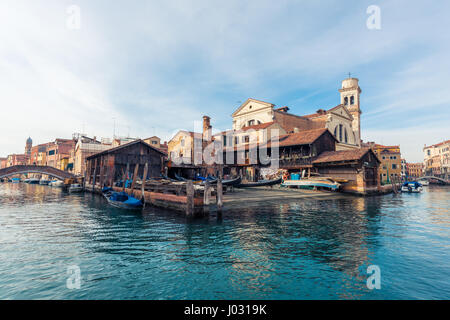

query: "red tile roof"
(240, 121), (275, 131)
(313, 148), (377, 164)
(271, 128), (334, 147)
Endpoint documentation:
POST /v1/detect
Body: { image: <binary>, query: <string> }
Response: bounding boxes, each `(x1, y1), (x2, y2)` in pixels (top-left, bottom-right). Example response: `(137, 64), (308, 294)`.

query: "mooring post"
(92, 159), (97, 192)
(130, 163), (139, 192)
(141, 162), (149, 207)
(123, 162), (129, 192)
(186, 180), (194, 218)
(216, 176), (223, 211)
(204, 180), (211, 214)
(99, 158), (105, 188)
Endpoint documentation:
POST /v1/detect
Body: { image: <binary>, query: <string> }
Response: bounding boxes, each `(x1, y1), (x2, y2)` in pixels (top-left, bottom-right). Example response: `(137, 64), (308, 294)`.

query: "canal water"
(0, 183), (449, 300)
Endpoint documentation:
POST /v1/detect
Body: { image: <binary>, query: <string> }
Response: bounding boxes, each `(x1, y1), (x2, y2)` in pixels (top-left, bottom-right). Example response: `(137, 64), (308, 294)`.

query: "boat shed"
(312, 148), (381, 194)
(85, 139), (166, 188)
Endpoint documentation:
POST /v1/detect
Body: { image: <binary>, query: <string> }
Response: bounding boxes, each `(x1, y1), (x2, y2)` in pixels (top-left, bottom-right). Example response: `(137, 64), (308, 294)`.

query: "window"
(223, 135), (227, 147)
(248, 120), (255, 126)
(244, 136), (250, 143)
(235, 136), (239, 145)
(152, 141), (157, 145)
(181, 139), (185, 147)
(339, 124), (343, 142)
(344, 128), (348, 143)
(334, 126), (338, 139)
(344, 97), (348, 105)
(392, 164), (397, 169)
(350, 96), (355, 105)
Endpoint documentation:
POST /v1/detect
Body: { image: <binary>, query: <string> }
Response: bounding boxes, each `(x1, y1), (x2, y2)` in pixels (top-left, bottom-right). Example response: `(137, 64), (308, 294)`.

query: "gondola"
(104, 190), (143, 210)
(236, 177), (282, 188)
(206, 176), (242, 186)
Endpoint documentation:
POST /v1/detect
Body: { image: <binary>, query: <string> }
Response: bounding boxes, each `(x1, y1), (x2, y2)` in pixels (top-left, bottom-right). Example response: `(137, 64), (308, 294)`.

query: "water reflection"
(0, 183), (449, 299)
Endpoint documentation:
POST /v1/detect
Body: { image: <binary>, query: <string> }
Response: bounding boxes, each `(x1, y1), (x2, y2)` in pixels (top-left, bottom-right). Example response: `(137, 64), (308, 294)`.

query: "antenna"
(112, 117), (116, 139)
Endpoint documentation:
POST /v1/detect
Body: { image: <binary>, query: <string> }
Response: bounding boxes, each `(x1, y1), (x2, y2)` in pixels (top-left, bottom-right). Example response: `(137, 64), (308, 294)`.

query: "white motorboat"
(418, 179), (429, 186)
(68, 184), (83, 193)
(49, 180), (64, 187)
(282, 177), (340, 190)
(401, 181), (423, 193)
(39, 179), (50, 185)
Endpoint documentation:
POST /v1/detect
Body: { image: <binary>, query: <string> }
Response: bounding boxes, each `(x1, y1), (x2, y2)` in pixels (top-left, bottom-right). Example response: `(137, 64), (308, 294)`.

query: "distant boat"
(105, 191), (143, 210)
(11, 178), (21, 183)
(237, 177), (282, 188)
(49, 180), (64, 187)
(68, 184), (83, 193)
(282, 177), (340, 190)
(24, 178), (30, 183)
(418, 179), (429, 186)
(28, 178), (40, 184)
(39, 179), (50, 185)
(401, 181), (423, 193)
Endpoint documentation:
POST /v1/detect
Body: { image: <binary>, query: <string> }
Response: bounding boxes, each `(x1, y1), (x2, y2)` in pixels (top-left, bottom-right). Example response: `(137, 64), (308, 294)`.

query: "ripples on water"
(0, 183), (449, 299)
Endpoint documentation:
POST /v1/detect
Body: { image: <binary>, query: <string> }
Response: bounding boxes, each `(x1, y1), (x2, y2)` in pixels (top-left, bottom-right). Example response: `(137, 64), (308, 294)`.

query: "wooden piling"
(123, 163), (129, 192)
(141, 162), (149, 207)
(130, 163), (139, 191)
(216, 177), (223, 211)
(92, 159), (97, 191)
(186, 180), (194, 217)
(204, 180), (211, 213)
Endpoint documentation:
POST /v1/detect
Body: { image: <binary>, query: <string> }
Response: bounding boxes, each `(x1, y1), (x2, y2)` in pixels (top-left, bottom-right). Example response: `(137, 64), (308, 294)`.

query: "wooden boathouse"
(85, 139), (166, 187)
(84, 139), (221, 217)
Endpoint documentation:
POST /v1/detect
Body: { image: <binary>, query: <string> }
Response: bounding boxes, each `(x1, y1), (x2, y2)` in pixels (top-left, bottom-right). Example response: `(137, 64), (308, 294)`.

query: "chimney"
(316, 109), (326, 115)
(203, 116), (212, 141)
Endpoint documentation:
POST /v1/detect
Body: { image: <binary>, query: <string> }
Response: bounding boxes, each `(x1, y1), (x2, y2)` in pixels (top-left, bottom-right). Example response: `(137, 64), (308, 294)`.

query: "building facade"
(369, 144), (402, 183)
(406, 162), (424, 179)
(423, 139), (449, 179)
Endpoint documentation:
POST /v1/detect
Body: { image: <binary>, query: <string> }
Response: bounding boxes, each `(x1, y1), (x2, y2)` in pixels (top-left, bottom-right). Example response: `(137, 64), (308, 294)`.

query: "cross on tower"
(348, 72), (352, 78)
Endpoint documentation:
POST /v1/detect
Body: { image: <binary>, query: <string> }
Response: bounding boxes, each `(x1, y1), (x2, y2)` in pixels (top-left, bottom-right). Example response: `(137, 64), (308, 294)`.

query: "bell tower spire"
(339, 76), (362, 147)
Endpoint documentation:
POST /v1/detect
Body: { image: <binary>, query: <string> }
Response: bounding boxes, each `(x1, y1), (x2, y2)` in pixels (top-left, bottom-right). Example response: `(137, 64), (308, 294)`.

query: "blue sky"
(0, 0), (449, 162)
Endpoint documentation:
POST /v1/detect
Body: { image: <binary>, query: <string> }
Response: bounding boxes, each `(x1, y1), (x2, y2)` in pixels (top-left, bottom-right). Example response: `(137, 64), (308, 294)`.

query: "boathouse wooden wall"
(86, 141), (164, 186)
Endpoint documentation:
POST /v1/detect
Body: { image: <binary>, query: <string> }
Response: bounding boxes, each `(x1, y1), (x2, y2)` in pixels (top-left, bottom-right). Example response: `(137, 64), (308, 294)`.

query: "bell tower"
(25, 137), (32, 156)
(339, 76), (362, 147)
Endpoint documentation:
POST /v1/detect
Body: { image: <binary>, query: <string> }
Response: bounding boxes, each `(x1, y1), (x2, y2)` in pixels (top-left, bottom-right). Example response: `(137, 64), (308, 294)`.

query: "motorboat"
(282, 177), (340, 190)
(28, 178), (40, 184)
(105, 191), (143, 210)
(418, 179), (429, 186)
(49, 180), (64, 187)
(11, 178), (21, 183)
(68, 184), (84, 193)
(401, 181), (423, 193)
(39, 179), (50, 185)
(237, 177), (282, 188)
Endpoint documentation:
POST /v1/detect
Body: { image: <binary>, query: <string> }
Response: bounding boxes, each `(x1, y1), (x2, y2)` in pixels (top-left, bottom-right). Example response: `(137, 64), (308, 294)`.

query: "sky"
(0, 0), (449, 162)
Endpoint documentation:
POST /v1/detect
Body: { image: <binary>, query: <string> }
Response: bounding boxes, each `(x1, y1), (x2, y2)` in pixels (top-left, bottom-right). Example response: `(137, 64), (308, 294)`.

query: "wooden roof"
(86, 139), (165, 160)
(313, 148), (380, 164)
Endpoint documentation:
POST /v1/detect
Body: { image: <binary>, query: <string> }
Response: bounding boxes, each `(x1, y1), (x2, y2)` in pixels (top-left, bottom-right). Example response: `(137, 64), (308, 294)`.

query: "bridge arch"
(0, 165), (76, 181)
(417, 176), (449, 184)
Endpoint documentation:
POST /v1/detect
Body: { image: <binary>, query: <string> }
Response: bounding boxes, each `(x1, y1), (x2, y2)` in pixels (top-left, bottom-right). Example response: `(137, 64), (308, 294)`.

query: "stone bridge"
(418, 176), (449, 185)
(0, 165), (76, 181)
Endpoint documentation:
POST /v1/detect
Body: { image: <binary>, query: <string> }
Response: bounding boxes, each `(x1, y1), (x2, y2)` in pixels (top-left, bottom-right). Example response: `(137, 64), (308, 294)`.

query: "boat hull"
(282, 179), (340, 190)
(237, 177), (282, 188)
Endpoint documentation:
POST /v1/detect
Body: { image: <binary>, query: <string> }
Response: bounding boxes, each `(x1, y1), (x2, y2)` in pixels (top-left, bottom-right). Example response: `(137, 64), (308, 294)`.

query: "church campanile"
(339, 77), (362, 147)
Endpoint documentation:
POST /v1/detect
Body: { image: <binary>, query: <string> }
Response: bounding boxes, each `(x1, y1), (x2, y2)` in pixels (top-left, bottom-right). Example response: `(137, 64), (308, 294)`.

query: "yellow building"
(371, 144), (402, 183)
